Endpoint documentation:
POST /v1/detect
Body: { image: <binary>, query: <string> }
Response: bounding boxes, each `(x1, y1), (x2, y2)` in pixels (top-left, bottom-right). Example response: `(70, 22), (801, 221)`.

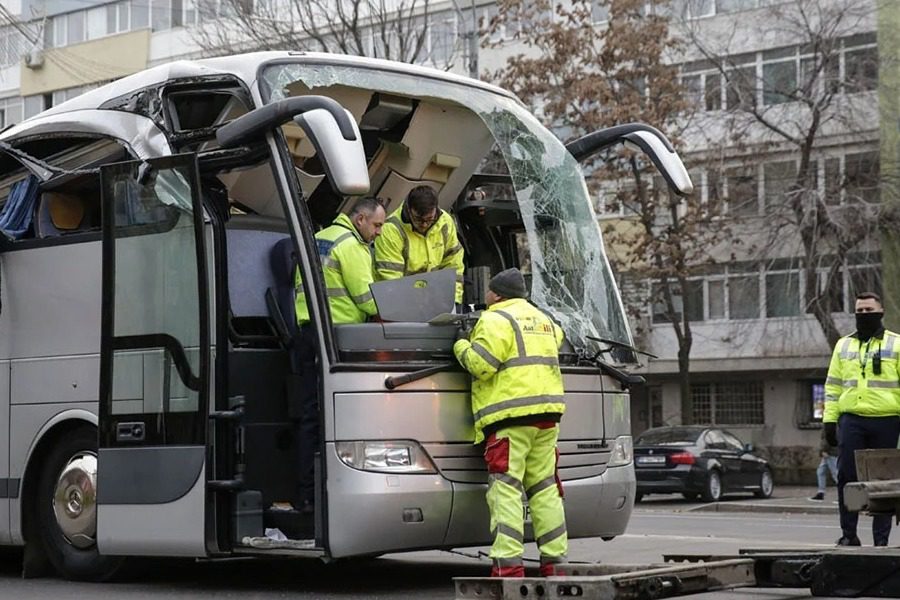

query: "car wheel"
(681, 492), (699, 501)
(634, 493), (643, 503)
(36, 427), (124, 581)
(701, 470), (722, 502)
(754, 468), (774, 499)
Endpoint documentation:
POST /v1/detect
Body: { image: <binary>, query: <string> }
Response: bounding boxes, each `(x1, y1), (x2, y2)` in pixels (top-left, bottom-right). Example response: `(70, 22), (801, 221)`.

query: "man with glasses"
(375, 185), (465, 304)
(823, 291), (900, 547)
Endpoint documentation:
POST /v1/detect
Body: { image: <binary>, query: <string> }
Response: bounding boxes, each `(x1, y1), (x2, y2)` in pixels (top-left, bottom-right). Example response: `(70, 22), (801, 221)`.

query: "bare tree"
(190, 0), (453, 66)
(678, 0), (899, 347)
(488, 0), (730, 423)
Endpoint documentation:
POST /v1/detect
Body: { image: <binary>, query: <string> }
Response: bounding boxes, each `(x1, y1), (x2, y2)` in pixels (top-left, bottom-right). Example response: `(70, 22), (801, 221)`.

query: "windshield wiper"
(587, 336), (659, 359)
(580, 336), (649, 388)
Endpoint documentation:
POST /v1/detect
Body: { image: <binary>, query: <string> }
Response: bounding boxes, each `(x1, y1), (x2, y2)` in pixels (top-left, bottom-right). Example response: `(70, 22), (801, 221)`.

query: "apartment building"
(588, 0), (887, 482)
(0, 0), (891, 481)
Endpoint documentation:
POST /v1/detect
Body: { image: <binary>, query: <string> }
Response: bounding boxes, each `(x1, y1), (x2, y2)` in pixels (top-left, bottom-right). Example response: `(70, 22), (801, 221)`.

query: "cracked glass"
(261, 61), (633, 354)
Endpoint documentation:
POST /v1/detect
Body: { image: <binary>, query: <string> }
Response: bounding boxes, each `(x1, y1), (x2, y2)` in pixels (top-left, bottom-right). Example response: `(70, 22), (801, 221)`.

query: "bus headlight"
(336, 441), (438, 474)
(607, 435), (633, 467)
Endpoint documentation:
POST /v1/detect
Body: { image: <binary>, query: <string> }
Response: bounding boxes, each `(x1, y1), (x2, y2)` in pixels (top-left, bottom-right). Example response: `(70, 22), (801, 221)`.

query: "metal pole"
(449, 0), (479, 79)
(468, 0), (478, 79)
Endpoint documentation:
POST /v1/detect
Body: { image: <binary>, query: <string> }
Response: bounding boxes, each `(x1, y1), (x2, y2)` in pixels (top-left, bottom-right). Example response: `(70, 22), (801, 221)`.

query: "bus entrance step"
(454, 558), (755, 599)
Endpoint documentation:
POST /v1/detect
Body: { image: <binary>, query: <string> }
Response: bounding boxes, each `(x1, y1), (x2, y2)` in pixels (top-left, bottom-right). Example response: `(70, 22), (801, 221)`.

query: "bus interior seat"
(225, 215), (289, 344)
(34, 192), (85, 238)
(268, 237), (299, 345)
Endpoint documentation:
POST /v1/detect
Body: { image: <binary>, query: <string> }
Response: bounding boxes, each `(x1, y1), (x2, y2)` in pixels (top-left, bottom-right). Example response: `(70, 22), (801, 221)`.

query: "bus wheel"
(36, 427), (123, 581)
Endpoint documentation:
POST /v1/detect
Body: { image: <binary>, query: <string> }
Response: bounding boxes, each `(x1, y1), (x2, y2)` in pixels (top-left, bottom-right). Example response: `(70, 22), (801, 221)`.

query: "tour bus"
(0, 52), (692, 580)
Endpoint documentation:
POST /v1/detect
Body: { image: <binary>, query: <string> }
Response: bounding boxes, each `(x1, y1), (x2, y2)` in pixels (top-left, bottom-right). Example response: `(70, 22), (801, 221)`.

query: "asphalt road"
(0, 504), (882, 599)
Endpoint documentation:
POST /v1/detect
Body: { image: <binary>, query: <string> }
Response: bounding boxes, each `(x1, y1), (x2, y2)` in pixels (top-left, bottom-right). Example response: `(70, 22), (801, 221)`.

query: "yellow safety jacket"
(453, 298), (566, 443)
(374, 206), (465, 303)
(295, 213), (377, 325)
(823, 329), (900, 423)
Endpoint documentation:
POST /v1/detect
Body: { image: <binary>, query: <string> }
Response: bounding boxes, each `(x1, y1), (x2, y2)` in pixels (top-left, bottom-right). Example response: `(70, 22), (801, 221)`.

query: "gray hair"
(348, 197), (385, 217)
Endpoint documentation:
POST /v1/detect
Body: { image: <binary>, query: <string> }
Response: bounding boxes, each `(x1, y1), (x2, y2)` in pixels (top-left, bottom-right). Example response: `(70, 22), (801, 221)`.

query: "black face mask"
(855, 311), (884, 341)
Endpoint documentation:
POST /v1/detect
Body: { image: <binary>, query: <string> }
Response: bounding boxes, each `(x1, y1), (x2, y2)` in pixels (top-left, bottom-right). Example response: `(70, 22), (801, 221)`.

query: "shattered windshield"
(260, 61), (632, 352)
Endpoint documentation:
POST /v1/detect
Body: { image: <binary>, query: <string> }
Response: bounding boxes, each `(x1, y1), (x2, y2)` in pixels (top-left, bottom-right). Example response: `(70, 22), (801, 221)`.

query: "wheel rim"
(761, 470), (773, 496)
(53, 451), (98, 549)
(709, 473), (721, 499)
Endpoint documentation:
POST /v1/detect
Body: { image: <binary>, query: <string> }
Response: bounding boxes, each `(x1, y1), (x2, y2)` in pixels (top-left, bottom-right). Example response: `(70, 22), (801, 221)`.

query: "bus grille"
(422, 441), (611, 484)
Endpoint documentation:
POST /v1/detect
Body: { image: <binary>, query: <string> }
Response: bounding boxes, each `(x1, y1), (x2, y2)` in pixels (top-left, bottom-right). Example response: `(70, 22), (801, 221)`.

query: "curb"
(687, 500), (838, 515)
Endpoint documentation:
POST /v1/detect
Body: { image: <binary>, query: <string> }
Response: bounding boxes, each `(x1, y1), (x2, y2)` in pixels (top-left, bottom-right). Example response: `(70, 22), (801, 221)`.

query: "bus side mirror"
(293, 109), (369, 196)
(565, 123), (693, 196)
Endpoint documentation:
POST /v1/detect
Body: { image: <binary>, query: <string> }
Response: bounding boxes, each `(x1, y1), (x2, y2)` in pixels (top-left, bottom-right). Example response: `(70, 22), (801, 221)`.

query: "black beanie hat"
(489, 268), (527, 299)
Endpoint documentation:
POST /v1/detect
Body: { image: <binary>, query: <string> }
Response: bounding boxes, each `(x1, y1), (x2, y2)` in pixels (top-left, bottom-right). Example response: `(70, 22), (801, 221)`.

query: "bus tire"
(36, 427), (123, 581)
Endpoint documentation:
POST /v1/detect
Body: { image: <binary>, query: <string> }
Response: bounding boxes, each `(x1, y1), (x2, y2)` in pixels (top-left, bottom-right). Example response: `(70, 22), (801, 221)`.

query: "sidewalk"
(688, 485), (839, 515)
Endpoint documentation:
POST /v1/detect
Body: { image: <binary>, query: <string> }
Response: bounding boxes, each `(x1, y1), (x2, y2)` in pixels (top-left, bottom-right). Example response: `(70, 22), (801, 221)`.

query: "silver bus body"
(0, 52), (681, 579)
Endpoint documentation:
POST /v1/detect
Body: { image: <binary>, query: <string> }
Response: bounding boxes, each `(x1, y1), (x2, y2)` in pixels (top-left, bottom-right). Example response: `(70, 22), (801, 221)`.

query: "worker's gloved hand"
(455, 327), (470, 342)
(824, 422), (838, 447)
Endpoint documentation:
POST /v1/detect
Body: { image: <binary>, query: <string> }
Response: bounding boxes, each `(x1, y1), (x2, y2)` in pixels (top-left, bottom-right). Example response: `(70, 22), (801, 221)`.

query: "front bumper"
(326, 444), (636, 558)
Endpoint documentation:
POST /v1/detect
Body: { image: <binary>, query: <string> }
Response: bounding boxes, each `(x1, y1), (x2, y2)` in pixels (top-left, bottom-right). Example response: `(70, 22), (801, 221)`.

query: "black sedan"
(633, 426), (774, 502)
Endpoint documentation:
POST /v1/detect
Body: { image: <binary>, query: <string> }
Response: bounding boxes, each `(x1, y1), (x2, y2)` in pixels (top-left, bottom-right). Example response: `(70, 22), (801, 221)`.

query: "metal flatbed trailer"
(455, 450), (900, 599)
(455, 548), (900, 599)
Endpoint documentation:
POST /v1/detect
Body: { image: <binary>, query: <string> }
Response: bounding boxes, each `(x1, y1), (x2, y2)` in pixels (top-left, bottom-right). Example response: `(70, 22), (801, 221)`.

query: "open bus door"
(96, 155), (213, 556)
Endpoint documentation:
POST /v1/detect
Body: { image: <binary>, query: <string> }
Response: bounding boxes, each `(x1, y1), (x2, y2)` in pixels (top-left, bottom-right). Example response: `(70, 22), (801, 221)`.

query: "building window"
(765, 259), (801, 317)
(810, 382), (826, 421)
(844, 45), (878, 93)
(429, 14), (457, 66)
(762, 46), (797, 105)
(692, 381), (764, 425)
(726, 64), (756, 110)
(133, 0), (151, 29)
(725, 166), (758, 216)
(716, 0), (758, 13)
(728, 272), (760, 319)
(67, 10), (85, 44)
(763, 160), (796, 213)
(844, 151), (879, 204)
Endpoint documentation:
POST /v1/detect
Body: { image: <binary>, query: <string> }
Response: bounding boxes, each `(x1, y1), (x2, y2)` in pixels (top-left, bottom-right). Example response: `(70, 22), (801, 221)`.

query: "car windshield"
(636, 428), (703, 445)
(260, 61), (633, 354)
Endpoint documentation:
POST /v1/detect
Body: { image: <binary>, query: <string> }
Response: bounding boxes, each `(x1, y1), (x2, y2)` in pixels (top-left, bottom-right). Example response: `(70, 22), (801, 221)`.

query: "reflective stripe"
(885, 333), (897, 351)
(327, 288), (349, 298)
(444, 243), (462, 256)
(456, 273), (464, 283)
(322, 256), (340, 270)
(526, 476), (557, 499)
(536, 523), (567, 547)
(471, 342), (502, 369)
(493, 557), (523, 568)
(869, 380), (900, 389)
(474, 395), (566, 422)
(500, 356), (560, 371)
(840, 338), (853, 359)
(332, 231), (355, 246)
(825, 376), (842, 386)
(352, 291), (373, 304)
(494, 310), (526, 357)
(388, 216), (410, 273)
(376, 260), (405, 272)
(824, 397), (838, 403)
(842, 379), (858, 388)
(842, 352), (860, 360)
(440, 223), (449, 248)
(490, 472), (524, 494)
(540, 555), (566, 565)
(492, 523), (524, 543)
(881, 350), (899, 360)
